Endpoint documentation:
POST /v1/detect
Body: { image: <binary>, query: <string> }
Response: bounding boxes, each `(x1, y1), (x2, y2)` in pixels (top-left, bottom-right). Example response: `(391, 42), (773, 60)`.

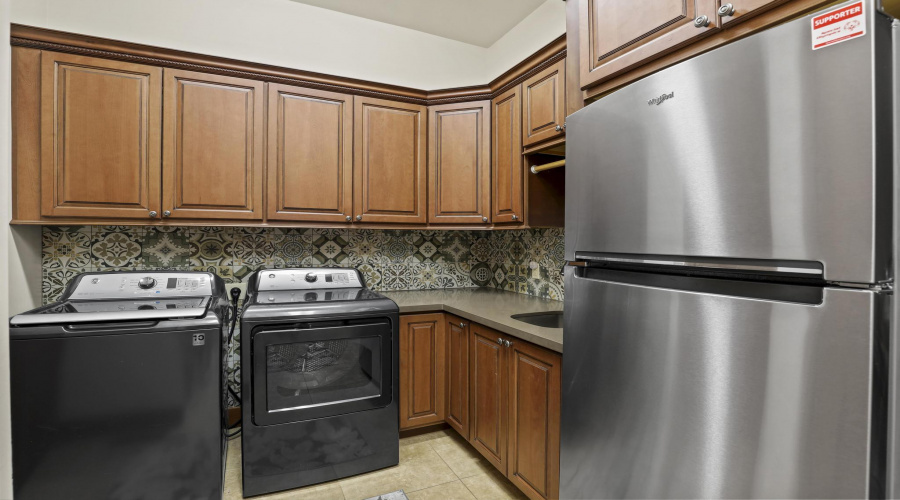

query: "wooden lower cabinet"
(398, 313), (561, 499)
(445, 315), (470, 439)
(507, 338), (562, 500)
(399, 314), (446, 429)
(469, 324), (509, 474)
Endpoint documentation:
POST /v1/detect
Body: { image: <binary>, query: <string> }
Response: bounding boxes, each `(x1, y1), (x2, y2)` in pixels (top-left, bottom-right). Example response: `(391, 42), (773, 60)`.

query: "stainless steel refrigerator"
(561, 1), (898, 498)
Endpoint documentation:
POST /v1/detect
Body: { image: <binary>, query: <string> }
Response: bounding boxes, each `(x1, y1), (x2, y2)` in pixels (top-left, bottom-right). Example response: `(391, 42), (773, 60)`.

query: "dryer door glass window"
(266, 336), (381, 411)
(252, 319), (393, 425)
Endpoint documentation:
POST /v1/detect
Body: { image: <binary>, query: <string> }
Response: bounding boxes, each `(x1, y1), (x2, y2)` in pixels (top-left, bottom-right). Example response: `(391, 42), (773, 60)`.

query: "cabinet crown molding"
(11, 24), (565, 106)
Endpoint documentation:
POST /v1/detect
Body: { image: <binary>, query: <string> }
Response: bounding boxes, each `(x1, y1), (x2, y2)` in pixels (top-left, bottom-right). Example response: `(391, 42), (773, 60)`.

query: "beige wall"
(485, 0), (567, 82)
(11, 0), (565, 90)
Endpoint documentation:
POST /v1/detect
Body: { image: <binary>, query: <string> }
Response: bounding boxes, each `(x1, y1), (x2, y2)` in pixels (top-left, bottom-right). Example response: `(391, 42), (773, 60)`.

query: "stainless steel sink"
(511, 311), (563, 328)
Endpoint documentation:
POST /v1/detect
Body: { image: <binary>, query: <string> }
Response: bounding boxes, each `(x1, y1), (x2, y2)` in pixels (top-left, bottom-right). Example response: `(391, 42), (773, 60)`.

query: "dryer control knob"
(305, 273), (318, 283)
(138, 277), (156, 289)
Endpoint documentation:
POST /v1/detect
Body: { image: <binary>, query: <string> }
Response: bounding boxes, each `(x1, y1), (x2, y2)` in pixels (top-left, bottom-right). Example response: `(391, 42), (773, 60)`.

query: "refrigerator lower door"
(560, 267), (886, 499)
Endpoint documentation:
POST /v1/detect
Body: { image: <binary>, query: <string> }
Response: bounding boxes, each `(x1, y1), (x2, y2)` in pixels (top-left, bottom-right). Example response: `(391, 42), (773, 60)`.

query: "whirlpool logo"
(648, 92), (674, 106)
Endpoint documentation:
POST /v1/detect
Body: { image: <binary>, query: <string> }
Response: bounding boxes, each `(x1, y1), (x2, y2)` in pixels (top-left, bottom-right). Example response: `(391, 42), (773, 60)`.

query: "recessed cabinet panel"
(446, 315), (470, 439)
(508, 341), (561, 500)
(580, 0), (718, 88)
(399, 314), (446, 429)
(428, 101), (491, 224)
(492, 86), (524, 224)
(523, 60), (566, 147)
(41, 53), (161, 218)
(163, 69), (264, 220)
(470, 324), (508, 474)
(354, 97), (427, 224)
(268, 84), (352, 222)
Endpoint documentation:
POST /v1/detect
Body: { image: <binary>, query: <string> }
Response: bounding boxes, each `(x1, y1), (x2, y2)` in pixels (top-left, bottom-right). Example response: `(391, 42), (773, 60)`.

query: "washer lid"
(10, 297), (210, 326)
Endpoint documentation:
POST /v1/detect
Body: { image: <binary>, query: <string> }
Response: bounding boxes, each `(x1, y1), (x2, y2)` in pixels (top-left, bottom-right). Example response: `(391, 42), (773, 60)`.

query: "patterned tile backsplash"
(42, 226), (566, 303)
(42, 225), (565, 408)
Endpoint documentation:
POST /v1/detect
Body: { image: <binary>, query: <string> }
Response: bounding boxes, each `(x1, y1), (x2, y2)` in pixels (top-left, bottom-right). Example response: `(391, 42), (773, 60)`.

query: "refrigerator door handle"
(571, 266), (825, 305)
(574, 252), (824, 277)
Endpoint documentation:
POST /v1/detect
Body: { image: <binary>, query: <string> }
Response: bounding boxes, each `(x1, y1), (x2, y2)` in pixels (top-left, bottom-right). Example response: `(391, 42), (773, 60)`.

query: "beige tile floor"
(224, 428), (528, 500)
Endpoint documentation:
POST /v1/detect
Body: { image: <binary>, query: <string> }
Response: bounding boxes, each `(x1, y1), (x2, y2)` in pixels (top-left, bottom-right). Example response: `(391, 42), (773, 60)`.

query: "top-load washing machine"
(240, 267), (400, 497)
(9, 271), (229, 500)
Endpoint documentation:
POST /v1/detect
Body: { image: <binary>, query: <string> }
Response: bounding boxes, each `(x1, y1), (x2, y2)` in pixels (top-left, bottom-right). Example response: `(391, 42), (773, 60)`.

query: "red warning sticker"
(811, 1), (866, 50)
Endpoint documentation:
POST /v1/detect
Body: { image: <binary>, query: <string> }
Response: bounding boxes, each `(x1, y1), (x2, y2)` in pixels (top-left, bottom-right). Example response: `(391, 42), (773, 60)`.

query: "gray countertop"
(380, 288), (564, 353)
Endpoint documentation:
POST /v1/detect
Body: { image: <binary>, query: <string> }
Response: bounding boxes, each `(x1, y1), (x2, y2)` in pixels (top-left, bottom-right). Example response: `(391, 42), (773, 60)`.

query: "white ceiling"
(287, 0), (548, 47)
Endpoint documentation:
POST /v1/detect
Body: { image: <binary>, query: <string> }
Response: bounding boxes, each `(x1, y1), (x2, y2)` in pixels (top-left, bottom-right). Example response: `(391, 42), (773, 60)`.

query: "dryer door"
(252, 318), (392, 426)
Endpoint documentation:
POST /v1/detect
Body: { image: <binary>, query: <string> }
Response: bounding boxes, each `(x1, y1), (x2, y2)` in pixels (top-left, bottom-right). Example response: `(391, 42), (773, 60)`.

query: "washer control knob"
(138, 277), (156, 289)
(305, 272), (318, 283)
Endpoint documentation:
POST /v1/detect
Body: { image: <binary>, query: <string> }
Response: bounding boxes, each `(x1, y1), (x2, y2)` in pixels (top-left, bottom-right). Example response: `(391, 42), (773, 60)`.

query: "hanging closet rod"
(530, 159), (565, 174)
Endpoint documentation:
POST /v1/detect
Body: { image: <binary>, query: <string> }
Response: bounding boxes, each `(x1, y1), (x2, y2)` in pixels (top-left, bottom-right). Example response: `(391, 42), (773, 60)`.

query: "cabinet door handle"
(459, 322), (466, 328)
(718, 3), (735, 16)
(356, 215), (362, 221)
(511, 214), (518, 221)
(482, 216), (488, 223)
(497, 337), (503, 345)
(555, 125), (562, 132)
(148, 211), (158, 218)
(693, 15), (710, 27)
(346, 215), (352, 222)
(162, 210), (171, 217)
(503, 340), (512, 347)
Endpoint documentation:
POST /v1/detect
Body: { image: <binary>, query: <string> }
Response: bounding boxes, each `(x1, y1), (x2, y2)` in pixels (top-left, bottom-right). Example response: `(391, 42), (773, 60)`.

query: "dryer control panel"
(255, 268), (364, 291)
(68, 272), (214, 299)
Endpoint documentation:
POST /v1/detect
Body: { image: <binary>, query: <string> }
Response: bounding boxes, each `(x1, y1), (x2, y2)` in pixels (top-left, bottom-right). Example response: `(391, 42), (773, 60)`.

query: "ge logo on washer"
(192, 334), (206, 346)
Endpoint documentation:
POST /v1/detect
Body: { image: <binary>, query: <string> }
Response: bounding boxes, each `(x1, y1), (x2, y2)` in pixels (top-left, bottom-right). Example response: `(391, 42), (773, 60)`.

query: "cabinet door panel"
(446, 315), (470, 438)
(163, 69), (263, 220)
(41, 52), (161, 218)
(470, 324), (508, 473)
(580, 0), (719, 88)
(428, 101), (491, 224)
(354, 97), (427, 224)
(267, 84), (352, 222)
(523, 60), (566, 147)
(399, 314), (446, 429)
(508, 341), (561, 500)
(492, 85), (524, 224)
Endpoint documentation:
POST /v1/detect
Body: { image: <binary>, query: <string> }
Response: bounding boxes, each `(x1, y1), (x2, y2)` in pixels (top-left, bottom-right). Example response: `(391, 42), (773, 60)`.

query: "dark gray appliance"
(9, 271), (229, 500)
(562, 1), (896, 498)
(240, 267), (399, 497)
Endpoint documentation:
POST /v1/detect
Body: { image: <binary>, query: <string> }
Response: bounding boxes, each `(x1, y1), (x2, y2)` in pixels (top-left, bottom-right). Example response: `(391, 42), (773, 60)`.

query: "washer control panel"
(255, 289), (363, 304)
(256, 268), (363, 291)
(68, 272), (213, 299)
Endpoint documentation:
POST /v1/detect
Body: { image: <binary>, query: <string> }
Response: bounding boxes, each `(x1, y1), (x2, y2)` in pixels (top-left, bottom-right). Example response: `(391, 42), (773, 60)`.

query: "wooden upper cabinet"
(580, 0), (719, 88)
(522, 60), (566, 148)
(507, 340), (562, 500)
(399, 314), (446, 429)
(354, 97), (427, 224)
(719, 0), (790, 26)
(446, 315), (470, 439)
(492, 85), (524, 225)
(40, 52), (162, 219)
(267, 84), (352, 222)
(428, 101), (491, 225)
(470, 324), (509, 474)
(163, 69), (264, 220)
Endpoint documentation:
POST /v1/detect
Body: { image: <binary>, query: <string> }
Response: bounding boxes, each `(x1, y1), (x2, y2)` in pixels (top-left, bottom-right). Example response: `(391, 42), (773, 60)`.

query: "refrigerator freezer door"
(560, 268), (883, 499)
(565, 3), (893, 284)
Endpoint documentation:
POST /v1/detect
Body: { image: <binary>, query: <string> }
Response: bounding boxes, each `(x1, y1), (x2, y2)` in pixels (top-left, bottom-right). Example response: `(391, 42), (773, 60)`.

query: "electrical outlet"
(529, 262), (541, 279)
(229, 282), (248, 300)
